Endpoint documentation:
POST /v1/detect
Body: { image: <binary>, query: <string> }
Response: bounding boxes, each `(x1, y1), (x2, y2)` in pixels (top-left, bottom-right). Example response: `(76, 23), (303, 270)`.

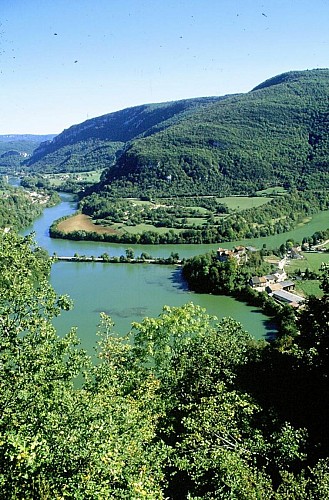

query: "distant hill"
(0, 134), (57, 172)
(25, 69), (329, 196)
(0, 134), (56, 143)
(24, 97), (227, 173)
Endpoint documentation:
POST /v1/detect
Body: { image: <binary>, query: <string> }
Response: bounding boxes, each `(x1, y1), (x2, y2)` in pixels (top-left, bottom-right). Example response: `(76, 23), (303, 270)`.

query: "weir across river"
(55, 255), (182, 265)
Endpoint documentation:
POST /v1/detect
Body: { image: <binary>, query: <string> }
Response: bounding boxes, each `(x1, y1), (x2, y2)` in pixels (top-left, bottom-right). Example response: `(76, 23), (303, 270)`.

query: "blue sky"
(1, 0), (328, 134)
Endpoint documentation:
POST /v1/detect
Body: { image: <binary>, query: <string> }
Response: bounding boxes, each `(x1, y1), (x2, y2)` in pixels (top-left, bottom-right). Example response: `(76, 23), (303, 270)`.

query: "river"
(21, 193), (328, 352)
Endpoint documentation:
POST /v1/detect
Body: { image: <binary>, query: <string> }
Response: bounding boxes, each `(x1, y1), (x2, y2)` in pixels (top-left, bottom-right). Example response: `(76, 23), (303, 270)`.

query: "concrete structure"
(271, 289), (305, 307)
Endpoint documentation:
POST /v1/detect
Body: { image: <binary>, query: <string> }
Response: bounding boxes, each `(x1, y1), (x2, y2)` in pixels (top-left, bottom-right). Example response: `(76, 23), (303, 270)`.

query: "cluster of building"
(217, 245), (305, 308)
(249, 272), (304, 308)
(28, 191), (49, 204)
(217, 245), (250, 264)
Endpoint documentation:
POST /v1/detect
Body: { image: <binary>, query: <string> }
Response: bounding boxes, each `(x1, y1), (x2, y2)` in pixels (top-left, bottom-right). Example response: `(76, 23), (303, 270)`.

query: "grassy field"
(45, 170), (102, 187)
(111, 223), (184, 235)
(285, 251), (329, 298)
(256, 187), (287, 196)
(294, 280), (323, 298)
(286, 251), (329, 273)
(186, 206), (209, 214)
(264, 255), (282, 265)
(126, 195), (272, 213)
(218, 196), (272, 211)
(185, 217), (208, 225)
(126, 198), (154, 207)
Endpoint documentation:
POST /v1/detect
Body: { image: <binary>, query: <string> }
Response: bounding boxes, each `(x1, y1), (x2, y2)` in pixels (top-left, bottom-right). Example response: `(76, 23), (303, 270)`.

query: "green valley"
(2, 70), (329, 497)
(16, 69), (329, 251)
(3, 0), (329, 495)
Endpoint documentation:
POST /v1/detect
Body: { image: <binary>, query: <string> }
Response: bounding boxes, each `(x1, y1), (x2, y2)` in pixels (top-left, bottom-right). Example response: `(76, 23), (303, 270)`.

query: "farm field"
(57, 214), (119, 235)
(45, 170), (103, 187)
(50, 191), (293, 243)
(294, 279), (323, 298)
(286, 251), (329, 273)
(218, 196), (272, 211)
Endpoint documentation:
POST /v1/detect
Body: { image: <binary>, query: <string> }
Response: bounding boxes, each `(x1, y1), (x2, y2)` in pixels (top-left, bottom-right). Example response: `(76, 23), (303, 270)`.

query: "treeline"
(0, 231), (328, 498)
(58, 250), (181, 265)
(301, 227), (329, 248)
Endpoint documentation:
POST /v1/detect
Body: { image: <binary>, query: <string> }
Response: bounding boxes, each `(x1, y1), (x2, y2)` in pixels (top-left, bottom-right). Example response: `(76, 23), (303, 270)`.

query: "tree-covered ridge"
(96, 69), (329, 197)
(251, 68), (329, 91)
(1, 231), (329, 498)
(26, 139), (124, 174)
(24, 97), (226, 173)
(0, 135), (56, 155)
(22, 69), (329, 194)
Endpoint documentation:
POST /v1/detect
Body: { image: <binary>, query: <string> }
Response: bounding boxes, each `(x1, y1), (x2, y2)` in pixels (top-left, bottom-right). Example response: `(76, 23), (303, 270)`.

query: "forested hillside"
(96, 69), (329, 197)
(24, 97), (225, 173)
(0, 182), (59, 230)
(24, 69), (329, 197)
(0, 135), (56, 173)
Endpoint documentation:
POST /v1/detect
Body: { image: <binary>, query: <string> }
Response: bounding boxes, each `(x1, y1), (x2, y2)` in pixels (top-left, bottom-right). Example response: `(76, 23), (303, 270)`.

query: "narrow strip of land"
(56, 256), (181, 265)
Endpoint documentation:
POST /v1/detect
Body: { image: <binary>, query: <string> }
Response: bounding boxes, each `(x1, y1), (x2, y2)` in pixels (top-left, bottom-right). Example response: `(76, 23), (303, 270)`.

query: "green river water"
(22, 193), (329, 352)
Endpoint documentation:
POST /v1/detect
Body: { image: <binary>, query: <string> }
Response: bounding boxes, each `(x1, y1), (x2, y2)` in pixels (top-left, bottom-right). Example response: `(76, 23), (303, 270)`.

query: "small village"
(217, 245), (306, 308)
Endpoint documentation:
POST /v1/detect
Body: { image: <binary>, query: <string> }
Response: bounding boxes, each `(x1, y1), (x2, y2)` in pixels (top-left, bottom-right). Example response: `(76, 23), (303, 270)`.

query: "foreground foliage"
(0, 232), (166, 498)
(0, 232), (328, 498)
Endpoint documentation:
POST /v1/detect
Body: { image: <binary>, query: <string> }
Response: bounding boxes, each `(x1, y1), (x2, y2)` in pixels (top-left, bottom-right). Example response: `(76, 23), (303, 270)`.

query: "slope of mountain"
(25, 69), (329, 196)
(25, 97), (227, 173)
(96, 68), (329, 196)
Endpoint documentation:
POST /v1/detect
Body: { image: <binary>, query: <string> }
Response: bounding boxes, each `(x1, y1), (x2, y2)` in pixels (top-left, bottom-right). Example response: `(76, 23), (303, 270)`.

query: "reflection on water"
(94, 306), (149, 319)
(51, 260), (277, 353)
